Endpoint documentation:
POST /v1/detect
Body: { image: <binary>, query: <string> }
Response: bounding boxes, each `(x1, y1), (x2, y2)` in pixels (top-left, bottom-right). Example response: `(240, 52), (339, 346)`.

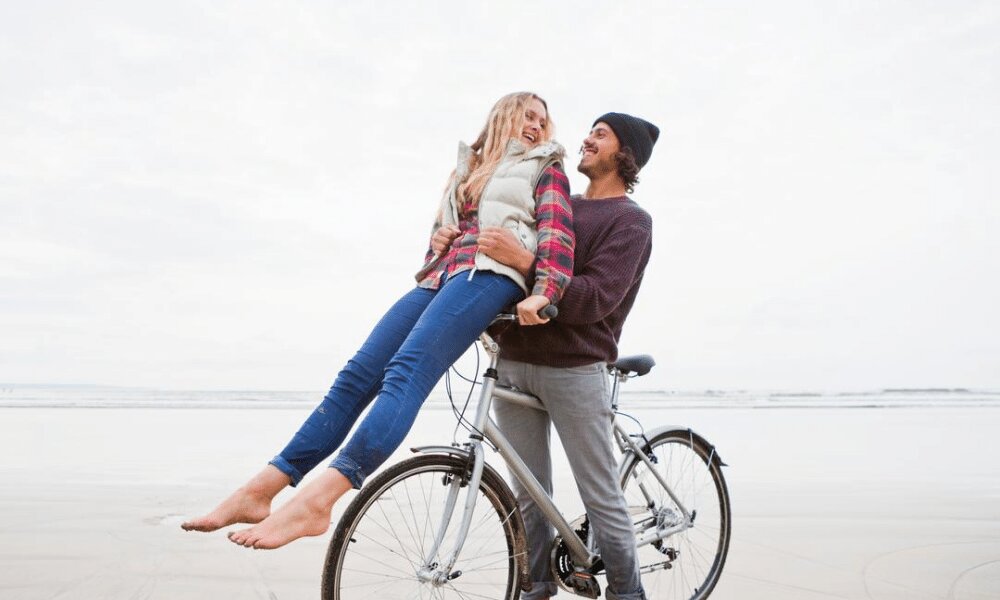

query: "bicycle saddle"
(609, 354), (656, 376)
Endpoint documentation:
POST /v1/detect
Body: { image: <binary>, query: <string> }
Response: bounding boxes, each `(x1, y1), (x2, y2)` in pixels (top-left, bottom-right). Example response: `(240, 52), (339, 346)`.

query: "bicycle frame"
(413, 325), (698, 582)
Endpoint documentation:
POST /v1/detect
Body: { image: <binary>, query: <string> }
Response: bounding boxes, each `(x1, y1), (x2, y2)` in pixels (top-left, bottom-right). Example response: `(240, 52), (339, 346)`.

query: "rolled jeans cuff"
(607, 589), (647, 600)
(330, 454), (366, 490)
(521, 581), (559, 600)
(268, 455), (305, 487)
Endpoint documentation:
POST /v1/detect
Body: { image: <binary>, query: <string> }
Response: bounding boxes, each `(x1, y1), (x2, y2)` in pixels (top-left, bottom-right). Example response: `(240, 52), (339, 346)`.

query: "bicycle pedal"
(565, 571), (600, 599)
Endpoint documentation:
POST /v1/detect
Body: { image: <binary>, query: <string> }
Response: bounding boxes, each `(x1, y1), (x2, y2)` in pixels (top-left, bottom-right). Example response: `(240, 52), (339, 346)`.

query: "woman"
(181, 92), (574, 549)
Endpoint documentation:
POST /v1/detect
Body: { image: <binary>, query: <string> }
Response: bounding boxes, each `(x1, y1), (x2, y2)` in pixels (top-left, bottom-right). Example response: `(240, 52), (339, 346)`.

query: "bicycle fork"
(414, 457), (473, 586)
(416, 374), (500, 586)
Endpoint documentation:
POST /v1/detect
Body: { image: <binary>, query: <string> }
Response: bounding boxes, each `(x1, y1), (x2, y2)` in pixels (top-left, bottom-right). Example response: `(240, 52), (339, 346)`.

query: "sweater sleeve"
(530, 164), (574, 304)
(556, 212), (652, 324)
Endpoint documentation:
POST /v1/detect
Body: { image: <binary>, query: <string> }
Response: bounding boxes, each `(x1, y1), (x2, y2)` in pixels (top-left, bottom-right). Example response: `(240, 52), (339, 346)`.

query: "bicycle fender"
(410, 445), (474, 459)
(410, 446), (506, 492)
(409, 445), (511, 485)
(619, 425), (727, 473)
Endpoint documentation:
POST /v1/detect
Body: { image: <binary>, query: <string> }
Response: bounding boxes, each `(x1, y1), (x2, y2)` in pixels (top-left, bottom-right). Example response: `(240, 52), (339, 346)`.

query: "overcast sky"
(2, 1), (998, 392)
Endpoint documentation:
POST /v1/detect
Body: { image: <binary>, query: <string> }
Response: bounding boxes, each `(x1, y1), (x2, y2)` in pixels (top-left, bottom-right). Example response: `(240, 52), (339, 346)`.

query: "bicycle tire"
(619, 430), (731, 600)
(322, 453), (527, 600)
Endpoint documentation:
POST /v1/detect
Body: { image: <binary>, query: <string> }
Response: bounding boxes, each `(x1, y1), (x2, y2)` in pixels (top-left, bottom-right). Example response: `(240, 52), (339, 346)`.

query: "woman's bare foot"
(228, 468), (352, 550)
(181, 465), (290, 532)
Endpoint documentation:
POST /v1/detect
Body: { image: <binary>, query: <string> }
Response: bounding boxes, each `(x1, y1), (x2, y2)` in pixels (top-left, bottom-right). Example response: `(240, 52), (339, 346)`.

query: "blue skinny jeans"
(270, 271), (524, 488)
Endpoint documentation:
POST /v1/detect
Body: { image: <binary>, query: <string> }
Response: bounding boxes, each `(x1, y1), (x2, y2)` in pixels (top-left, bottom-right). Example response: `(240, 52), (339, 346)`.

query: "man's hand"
(431, 225), (462, 256)
(516, 295), (552, 326)
(478, 227), (534, 277)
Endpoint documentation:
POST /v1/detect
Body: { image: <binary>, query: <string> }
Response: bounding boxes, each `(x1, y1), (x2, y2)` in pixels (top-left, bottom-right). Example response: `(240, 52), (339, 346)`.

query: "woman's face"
(519, 98), (548, 147)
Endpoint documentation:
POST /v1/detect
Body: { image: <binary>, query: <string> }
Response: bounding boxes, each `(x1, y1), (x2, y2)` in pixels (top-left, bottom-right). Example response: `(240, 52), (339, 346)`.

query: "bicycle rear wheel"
(620, 430), (731, 600)
(322, 453), (526, 600)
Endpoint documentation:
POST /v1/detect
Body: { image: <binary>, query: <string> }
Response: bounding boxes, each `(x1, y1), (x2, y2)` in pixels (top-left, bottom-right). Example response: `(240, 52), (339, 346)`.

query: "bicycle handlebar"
(491, 304), (558, 325)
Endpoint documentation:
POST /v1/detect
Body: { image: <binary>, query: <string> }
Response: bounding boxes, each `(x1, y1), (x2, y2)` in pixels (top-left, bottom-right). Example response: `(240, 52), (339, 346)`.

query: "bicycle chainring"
(549, 516), (603, 598)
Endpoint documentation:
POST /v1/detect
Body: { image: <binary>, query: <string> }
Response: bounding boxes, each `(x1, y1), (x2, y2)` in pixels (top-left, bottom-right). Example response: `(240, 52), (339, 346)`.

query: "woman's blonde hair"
(456, 92), (555, 206)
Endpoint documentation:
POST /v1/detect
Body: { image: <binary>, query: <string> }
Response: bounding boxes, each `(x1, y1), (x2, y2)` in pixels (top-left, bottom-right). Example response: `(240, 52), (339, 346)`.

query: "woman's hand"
(478, 227), (534, 277)
(516, 295), (552, 326)
(431, 225), (462, 255)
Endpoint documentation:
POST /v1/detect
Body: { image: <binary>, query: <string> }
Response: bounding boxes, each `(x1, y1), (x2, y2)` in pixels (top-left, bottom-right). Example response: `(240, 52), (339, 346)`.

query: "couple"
(182, 92), (659, 600)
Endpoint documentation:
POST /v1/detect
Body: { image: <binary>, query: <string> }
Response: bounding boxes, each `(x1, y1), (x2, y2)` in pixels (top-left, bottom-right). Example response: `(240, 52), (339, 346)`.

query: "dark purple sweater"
(499, 195), (653, 367)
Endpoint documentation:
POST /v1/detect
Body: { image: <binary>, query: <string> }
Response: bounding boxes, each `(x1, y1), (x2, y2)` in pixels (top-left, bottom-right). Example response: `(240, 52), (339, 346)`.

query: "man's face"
(577, 122), (620, 178)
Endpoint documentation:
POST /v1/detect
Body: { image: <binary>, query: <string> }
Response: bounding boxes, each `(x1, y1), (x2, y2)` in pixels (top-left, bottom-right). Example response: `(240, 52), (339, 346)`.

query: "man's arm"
(557, 215), (652, 325)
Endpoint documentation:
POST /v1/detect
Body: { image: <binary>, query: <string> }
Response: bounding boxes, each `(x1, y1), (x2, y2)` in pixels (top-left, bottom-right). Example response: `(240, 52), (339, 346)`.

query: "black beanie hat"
(593, 112), (660, 169)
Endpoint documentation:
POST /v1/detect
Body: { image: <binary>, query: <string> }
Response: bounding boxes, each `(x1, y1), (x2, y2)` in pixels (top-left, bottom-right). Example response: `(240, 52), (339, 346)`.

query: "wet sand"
(1, 404), (997, 599)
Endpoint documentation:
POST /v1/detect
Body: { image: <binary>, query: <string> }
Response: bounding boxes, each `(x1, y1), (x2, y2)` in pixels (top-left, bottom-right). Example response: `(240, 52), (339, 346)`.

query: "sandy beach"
(1, 403), (997, 599)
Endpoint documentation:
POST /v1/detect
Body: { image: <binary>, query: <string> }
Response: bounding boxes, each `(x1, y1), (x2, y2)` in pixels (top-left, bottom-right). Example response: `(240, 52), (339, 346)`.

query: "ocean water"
(2, 383), (999, 410)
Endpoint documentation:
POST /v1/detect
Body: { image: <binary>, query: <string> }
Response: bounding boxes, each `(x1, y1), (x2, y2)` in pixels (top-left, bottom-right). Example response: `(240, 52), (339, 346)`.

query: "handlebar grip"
(539, 304), (559, 319)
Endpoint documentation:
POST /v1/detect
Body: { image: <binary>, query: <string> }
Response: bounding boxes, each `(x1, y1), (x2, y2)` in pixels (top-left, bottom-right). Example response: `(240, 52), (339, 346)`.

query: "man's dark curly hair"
(614, 147), (641, 194)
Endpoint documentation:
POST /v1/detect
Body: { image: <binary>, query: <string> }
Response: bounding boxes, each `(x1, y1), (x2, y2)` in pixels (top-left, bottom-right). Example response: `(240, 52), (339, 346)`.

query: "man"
(478, 112), (659, 600)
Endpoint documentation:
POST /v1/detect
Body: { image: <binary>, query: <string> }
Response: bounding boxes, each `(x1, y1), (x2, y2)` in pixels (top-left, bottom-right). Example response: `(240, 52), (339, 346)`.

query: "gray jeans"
(494, 359), (646, 600)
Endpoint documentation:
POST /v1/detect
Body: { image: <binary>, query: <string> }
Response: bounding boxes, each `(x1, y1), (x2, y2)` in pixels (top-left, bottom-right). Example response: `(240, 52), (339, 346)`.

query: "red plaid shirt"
(417, 164), (574, 304)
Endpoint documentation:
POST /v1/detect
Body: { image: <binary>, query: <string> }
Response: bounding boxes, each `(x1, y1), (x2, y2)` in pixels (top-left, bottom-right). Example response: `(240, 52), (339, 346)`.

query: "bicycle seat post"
(609, 367), (624, 411)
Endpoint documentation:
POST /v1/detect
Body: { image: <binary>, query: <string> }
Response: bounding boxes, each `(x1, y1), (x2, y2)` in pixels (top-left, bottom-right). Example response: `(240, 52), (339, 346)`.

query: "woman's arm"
(478, 164), (574, 324)
(431, 225), (461, 256)
(414, 218), (461, 284)
(477, 164), (574, 299)
(527, 164), (574, 304)
(478, 166), (575, 292)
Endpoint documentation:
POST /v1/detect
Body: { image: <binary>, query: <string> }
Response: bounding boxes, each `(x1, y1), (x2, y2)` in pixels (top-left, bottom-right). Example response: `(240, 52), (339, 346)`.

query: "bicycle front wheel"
(620, 430), (731, 600)
(322, 453), (526, 600)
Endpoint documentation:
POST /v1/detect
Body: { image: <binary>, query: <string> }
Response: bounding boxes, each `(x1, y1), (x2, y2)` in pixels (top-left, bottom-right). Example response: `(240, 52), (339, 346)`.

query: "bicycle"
(321, 310), (731, 599)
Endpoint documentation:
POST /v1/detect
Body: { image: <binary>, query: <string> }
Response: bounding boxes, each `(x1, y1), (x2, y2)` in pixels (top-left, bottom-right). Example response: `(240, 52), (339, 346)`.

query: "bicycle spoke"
(442, 582), (507, 600)
(391, 478), (432, 563)
(353, 528), (423, 568)
(338, 570), (418, 587)
(375, 492), (424, 567)
(341, 572), (420, 599)
(405, 468), (431, 559)
(461, 505), (513, 566)
(460, 549), (524, 572)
